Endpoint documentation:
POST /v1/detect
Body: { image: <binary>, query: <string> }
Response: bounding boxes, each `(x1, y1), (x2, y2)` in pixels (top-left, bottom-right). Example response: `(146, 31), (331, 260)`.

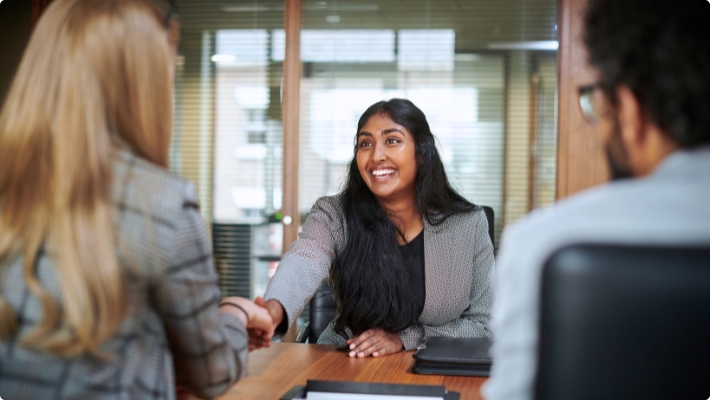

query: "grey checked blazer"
(264, 195), (495, 350)
(0, 150), (247, 400)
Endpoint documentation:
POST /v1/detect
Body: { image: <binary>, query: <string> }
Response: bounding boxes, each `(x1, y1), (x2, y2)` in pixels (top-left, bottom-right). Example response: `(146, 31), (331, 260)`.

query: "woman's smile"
(370, 167), (397, 182)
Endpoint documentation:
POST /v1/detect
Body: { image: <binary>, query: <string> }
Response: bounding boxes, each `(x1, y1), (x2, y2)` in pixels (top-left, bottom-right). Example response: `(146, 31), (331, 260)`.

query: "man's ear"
(616, 85), (646, 148)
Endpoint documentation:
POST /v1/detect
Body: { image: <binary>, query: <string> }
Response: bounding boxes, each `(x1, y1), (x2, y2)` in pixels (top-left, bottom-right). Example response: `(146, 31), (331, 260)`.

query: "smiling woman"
(259, 98), (495, 357)
(356, 113), (419, 212)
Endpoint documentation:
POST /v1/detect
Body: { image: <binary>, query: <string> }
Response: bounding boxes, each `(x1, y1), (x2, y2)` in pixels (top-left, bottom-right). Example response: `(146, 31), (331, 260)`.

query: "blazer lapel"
(419, 217), (453, 325)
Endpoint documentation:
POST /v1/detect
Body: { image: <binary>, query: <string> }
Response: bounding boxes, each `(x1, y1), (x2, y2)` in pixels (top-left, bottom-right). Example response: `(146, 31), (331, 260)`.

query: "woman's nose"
(372, 143), (386, 162)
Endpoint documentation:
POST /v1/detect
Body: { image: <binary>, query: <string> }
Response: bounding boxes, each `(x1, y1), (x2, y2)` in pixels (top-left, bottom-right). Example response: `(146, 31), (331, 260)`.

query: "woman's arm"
(262, 196), (344, 333)
(399, 212), (495, 350)
(151, 186), (250, 400)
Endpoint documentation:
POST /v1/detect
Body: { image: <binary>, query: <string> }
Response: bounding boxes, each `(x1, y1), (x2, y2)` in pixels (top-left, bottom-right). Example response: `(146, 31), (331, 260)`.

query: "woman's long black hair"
(330, 98), (477, 338)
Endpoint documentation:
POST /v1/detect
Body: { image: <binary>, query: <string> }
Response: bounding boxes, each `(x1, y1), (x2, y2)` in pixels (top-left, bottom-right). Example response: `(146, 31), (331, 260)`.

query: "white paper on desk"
(306, 392), (444, 400)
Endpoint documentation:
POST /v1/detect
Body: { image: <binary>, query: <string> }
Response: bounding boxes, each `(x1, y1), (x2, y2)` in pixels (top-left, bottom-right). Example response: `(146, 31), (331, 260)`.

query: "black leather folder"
(412, 337), (493, 377)
(280, 380), (460, 399)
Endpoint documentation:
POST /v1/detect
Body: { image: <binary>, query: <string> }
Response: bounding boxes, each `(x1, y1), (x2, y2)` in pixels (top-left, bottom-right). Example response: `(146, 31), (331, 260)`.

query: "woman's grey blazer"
(263, 195), (495, 350)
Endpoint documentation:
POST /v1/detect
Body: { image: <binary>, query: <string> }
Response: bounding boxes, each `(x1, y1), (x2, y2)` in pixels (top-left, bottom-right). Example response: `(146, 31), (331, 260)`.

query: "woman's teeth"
(372, 169), (395, 176)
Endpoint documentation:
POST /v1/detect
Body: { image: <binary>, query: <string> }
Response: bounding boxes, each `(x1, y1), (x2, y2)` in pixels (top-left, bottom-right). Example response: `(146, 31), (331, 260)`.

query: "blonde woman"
(0, 0), (273, 399)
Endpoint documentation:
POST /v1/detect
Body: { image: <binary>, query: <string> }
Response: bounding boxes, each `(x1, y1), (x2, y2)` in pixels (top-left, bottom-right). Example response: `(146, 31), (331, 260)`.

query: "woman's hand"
(219, 297), (275, 351)
(346, 328), (403, 358)
(247, 296), (286, 351)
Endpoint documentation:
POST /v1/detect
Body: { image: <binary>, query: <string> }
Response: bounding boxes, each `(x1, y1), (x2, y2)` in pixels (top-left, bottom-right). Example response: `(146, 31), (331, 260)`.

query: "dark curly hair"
(330, 98), (477, 338)
(584, 0), (710, 148)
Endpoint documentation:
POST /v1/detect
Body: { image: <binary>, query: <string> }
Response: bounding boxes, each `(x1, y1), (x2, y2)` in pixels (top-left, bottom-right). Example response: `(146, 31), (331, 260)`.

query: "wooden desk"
(216, 343), (487, 400)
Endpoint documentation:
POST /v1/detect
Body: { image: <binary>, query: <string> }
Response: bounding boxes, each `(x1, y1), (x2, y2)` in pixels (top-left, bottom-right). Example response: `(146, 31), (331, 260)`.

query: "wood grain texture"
(556, 0), (609, 199)
(281, 0), (302, 253)
(214, 343), (487, 400)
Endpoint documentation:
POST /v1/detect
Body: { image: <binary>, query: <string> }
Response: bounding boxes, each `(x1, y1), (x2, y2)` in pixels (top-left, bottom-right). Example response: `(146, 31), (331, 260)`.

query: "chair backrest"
(308, 283), (339, 343)
(535, 244), (710, 400)
(481, 205), (495, 248)
(306, 205), (496, 343)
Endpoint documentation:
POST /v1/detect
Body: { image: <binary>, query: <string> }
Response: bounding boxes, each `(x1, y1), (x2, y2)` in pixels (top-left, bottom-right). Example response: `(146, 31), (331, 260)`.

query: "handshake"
(218, 296), (285, 351)
(219, 297), (403, 357)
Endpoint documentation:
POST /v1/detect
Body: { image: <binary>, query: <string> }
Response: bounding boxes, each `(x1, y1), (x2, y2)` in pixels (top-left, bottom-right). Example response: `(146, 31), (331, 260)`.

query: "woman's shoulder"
(111, 150), (208, 278)
(310, 194), (346, 218)
(431, 205), (486, 229)
(430, 206), (492, 251)
(112, 150), (199, 226)
(298, 194), (350, 243)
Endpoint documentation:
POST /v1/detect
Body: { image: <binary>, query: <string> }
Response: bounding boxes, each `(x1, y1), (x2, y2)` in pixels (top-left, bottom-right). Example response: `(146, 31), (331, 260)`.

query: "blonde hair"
(0, 0), (175, 356)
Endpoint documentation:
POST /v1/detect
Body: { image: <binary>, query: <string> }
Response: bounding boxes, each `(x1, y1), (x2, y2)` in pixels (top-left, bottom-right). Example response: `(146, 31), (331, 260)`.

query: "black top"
(400, 230), (426, 317)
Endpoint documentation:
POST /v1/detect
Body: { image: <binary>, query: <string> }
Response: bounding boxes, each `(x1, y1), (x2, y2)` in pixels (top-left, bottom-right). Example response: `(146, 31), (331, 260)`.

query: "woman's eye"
(386, 138), (400, 144)
(358, 141), (371, 148)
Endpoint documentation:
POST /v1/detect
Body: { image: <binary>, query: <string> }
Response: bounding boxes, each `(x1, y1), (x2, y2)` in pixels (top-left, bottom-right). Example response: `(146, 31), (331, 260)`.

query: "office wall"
(556, 0), (609, 198)
(0, 0), (32, 103)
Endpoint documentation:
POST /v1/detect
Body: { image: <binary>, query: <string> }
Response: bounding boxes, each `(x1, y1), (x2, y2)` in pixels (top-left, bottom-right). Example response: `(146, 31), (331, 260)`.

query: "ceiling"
(176, 0), (558, 52)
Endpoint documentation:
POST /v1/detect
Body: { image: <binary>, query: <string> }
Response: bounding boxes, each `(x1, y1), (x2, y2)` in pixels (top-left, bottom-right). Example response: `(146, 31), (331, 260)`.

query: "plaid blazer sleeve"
(151, 183), (248, 399)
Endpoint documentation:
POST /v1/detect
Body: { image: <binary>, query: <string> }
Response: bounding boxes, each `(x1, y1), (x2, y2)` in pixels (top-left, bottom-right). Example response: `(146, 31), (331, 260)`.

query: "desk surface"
(215, 343), (487, 400)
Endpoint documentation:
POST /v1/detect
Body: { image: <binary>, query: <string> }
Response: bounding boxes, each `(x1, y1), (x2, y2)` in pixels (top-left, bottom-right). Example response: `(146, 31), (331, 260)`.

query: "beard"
(605, 117), (634, 181)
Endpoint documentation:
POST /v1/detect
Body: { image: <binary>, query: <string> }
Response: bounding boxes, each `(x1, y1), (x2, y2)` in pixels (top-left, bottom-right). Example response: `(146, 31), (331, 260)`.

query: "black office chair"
(295, 282), (339, 343)
(481, 205), (495, 249)
(296, 205), (495, 343)
(535, 244), (710, 400)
